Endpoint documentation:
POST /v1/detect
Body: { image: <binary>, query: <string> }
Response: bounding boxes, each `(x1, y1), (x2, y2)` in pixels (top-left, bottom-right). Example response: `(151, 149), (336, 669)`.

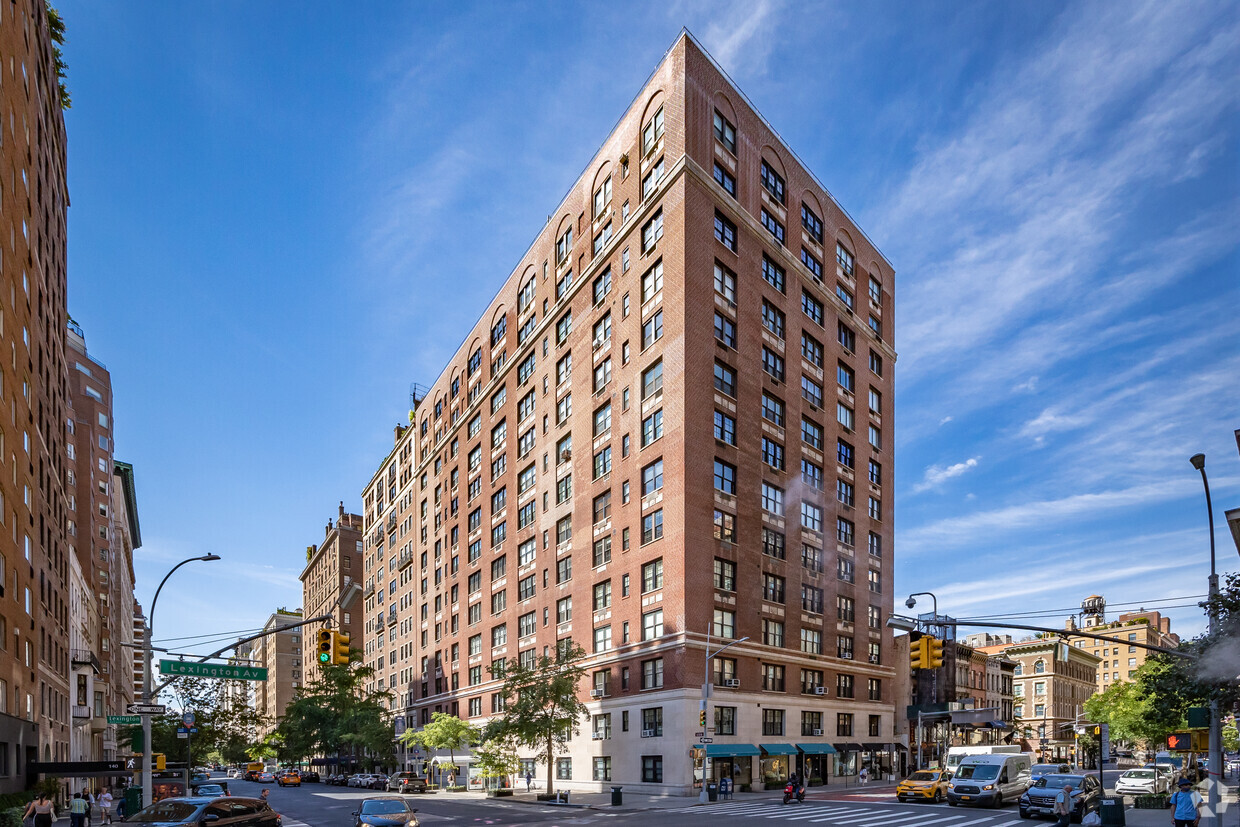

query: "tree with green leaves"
(275, 656), (393, 770)
(472, 723), (522, 791)
(45, 3), (70, 108)
(487, 643), (588, 795)
(398, 712), (478, 783)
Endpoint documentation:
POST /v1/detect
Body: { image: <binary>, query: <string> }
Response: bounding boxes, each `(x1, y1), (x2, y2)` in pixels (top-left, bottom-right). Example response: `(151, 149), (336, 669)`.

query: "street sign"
(127, 704), (166, 715)
(695, 731), (705, 737)
(176, 732), (188, 739)
(159, 660), (268, 680)
(182, 712), (196, 727)
(1097, 723), (1109, 765)
(699, 737), (714, 744)
(107, 715), (141, 725)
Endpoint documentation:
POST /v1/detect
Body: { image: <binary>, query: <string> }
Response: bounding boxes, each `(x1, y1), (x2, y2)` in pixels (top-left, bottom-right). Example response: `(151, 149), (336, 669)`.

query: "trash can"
(610, 786), (623, 806)
(706, 782), (718, 802)
(1099, 796), (1125, 827)
(124, 786), (143, 816)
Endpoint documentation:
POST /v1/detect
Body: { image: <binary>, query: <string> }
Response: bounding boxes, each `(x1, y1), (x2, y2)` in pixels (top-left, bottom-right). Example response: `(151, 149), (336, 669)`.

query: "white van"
(945, 745), (1023, 775)
(947, 753), (1033, 808)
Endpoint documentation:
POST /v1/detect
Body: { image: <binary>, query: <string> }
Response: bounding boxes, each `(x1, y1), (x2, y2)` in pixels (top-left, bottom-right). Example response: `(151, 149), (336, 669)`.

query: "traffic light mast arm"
(892, 616), (1195, 660)
(151, 612), (334, 696)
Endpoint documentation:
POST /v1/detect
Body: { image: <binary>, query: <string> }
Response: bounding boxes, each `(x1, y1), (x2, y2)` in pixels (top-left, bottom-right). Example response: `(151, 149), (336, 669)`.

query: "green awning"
(704, 743), (760, 758)
(795, 743), (838, 755)
(760, 743), (798, 756)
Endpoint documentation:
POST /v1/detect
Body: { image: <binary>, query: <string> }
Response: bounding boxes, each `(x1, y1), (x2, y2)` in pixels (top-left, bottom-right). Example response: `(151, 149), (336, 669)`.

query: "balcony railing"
(72, 705), (92, 719)
(71, 649), (102, 673)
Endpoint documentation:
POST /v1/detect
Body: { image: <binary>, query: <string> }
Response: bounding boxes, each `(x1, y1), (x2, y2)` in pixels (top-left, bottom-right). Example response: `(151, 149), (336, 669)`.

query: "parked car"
(896, 770), (950, 803)
(300, 771), (320, 783)
(277, 772), (301, 787)
(386, 773), (429, 794)
(1020, 773), (1101, 822)
(327, 775), (349, 786)
(124, 796), (280, 827)
(346, 774), (366, 788)
(352, 796), (419, 827)
(1114, 768), (1168, 796)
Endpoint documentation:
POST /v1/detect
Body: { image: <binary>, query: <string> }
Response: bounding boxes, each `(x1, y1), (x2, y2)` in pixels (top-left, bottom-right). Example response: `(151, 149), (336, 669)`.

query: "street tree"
(488, 643), (588, 795)
(473, 723), (522, 791)
(398, 712), (478, 782)
(275, 655), (393, 770)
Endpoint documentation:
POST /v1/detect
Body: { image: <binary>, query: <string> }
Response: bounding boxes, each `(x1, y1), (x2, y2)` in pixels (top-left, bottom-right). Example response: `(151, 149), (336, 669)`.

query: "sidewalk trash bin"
(610, 786), (623, 806)
(706, 782), (718, 802)
(1098, 796), (1125, 827)
(123, 787), (143, 816)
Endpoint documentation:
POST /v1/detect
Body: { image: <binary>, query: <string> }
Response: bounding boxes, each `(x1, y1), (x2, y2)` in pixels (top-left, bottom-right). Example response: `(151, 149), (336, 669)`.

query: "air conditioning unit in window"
(592, 732), (607, 740)
(560, 449), (572, 461)
(813, 728), (824, 736)
(724, 679), (740, 688)
(813, 687), (826, 695)
(869, 655), (880, 664)
(641, 729), (657, 738)
(590, 689), (605, 698)
(841, 652), (853, 659)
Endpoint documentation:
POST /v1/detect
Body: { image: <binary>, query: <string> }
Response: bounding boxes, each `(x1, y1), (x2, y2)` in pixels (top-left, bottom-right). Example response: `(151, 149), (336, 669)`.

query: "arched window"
(1034, 660), (1045, 673)
(1013, 663), (1022, 676)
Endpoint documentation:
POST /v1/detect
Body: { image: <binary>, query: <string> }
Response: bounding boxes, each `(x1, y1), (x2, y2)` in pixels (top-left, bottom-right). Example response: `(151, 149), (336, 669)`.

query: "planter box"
(486, 789), (514, 798)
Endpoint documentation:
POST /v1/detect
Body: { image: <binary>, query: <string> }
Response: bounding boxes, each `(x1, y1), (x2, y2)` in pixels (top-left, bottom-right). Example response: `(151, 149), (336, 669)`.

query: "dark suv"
(1020, 774), (1101, 822)
(126, 797), (280, 827)
(386, 773), (429, 794)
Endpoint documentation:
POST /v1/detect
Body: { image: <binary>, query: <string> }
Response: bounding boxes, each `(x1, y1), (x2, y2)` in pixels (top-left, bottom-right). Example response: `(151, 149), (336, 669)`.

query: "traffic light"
(925, 637), (944, 669)
(1167, 732), (1192, 751)
(909, 636), (929, 670)
(700, 709), (707, 728)
(154, 753), (166, 771)
(317, 629), (332, 664)
(332, 631), (351, 665)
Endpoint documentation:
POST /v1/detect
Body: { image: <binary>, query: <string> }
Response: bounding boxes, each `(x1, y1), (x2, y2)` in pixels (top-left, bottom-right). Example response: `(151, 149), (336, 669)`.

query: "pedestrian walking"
(99, 788), (113, 825)
(1170, 778), (1203, 827)
(1052, 781), (1074, 827)
(260, 789), (270, 803)
(25, 794), (56, 827)
(524, 770), (533, 792)
(86, 789), (96, 827)
(68, 793), (88, 827)
(859, 766), (869, 785)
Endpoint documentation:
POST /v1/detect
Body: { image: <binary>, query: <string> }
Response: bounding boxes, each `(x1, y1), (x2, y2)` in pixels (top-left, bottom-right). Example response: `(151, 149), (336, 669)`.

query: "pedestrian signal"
(332, 631), (351, 665)
(1167, 732), (1192, 751)
(317, 629), (332, 664)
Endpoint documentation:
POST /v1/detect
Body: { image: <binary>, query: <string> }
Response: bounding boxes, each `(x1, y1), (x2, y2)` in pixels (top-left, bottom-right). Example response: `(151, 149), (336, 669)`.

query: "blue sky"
(56, 1), (1238, 656)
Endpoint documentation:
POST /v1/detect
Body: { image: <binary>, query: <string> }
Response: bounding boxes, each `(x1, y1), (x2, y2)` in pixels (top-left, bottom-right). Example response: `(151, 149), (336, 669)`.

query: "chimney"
(394, 424), (406, 444)
(1161, 617), (1170, 633)
(339, 501), (345, 519)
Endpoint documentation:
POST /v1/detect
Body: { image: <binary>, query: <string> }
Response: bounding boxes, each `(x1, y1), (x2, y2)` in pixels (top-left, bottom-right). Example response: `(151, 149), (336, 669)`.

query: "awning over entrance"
(832, 742), (863, 752)
(759, 743), (797, 756)
(795, 743), (838, 755)
(704, 743), (760, 758)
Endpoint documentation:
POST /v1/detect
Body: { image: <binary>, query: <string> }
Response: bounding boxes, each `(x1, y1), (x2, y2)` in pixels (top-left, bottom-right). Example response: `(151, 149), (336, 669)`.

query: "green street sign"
(107, 715), (141, 725)
(159, 660), (268, 681)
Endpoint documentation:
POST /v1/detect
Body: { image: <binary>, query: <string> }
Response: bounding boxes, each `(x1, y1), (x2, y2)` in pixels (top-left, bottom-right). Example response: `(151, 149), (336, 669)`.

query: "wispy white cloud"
(694, 0), (783, 79)
(913, 457), (980, 493)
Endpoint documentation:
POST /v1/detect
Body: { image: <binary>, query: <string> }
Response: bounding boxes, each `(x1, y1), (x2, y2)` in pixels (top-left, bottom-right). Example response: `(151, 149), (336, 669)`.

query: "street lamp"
(905, 592), (938, 624)
(699, 631), (749, 803)
(1189, 454), (1221, 827)
(141, 554), (220, 807)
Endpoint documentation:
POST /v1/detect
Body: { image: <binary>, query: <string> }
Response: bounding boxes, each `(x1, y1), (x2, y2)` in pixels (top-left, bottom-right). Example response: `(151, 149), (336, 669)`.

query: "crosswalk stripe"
(850, 812), (938, 825)
(947, 817), (1009, 827)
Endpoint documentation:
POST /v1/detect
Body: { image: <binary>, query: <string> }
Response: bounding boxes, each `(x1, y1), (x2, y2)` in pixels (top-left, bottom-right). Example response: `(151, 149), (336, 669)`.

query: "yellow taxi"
(277, 770), (301, 787)
(896, 769), (950, 803)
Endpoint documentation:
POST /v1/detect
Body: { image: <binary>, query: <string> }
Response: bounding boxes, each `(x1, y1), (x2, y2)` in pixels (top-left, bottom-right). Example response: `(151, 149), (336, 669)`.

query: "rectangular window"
(641, 657), (664, 688)
(837, 518), (855, 548)
(761, 482), (784, 515)
(715, 706), (736, 736)
(801, 629), (822, 655)
(802, 203), (823, 242)
(642, 510), (664, 543)
(592, 491), (612, 524)
(714, 211), (737, 251)
(801, 332), (823, 368)
(836, 243), (855, 277)
(593, 580), (612, 610)
(641, 311), (664, 350)
(802, 290), (824, 326)
(592, 447), (612, 479)
(802, 418), (823, 449)
(837, 713), (853, 737)
(801, 247), (822, 278)
(762, 348), (785, 381)
(802, 544), (823, 573)
(641, 209), (664, 252)
(641, 707), (663, 737)
(713, 109), (736, 152)
(837, 595), (855, 622)
(641, 157), (665, 200)
(642, 361), (664, 399)
(642, 610), (664, 641)
(762, 575), (786, 605)
(760, 208), (785, 245)
(761, 254), (786, 293)
(837, 556), (855, 583)
(762, 708), (785, 736)
(761, 393), (784, 426)
(761, 437), (784, 470)
(713, 410), (736, 444)
(592, 537), (612, 567)
(838, 322), (856, 353)
(802, 584), (824, 614)
(760, 160), (786, 203)
(713, 162), (736, 197)
(837, 439), (855, 468)
(714, 262), (737, 303)
(713, 558), (736, 591)
(593, 625), (612, 653)
(642, 260), (664, 303)
(713, 312), (736, 348)
(801, 376), (823, 408)
(642, 409), (664, 446)
(641, 458), (664, 495)
(713, 609), (736, 638)
(762, 528), (786, 560)
(642, 107), (664, 154)
(802, 459), (823, 490)
(713, 510), (736, 542)
(761, 301), (785, 339)
(714, 361), (737, 396)
(837, 673), (855, 697)
(762, 664), (786, 692)
(641, 755), (663, 783)
(592, 269), (612, 304)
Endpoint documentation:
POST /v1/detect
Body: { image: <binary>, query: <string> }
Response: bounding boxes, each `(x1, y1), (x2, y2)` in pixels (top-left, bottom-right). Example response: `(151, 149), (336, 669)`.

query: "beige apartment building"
(253, 610), (304, 737)
(976, 638), (1099, 762)
(361, 31), (897, 793)
(299, 505), (363, 678)
(1064, 597), (1179, 692)
(0, 0), (75, 791)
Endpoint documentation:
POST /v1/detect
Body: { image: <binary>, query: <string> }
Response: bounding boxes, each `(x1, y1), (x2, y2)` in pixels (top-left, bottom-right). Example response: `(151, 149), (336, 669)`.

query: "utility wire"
(955, 594), (1207, 622)
(152, 627), (265, 644)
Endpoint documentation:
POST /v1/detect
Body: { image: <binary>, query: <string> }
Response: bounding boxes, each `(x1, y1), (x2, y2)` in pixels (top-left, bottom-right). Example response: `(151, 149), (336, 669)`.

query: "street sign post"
(128, 704), (166, 715)
(699, 737), (713, 744)
(159, 660), (268, 680)
(107, 715), (141, 725)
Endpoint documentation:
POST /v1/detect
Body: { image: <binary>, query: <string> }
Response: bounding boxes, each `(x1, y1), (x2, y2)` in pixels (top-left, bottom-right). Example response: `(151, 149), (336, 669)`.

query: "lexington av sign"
(159, 660), (268, 681)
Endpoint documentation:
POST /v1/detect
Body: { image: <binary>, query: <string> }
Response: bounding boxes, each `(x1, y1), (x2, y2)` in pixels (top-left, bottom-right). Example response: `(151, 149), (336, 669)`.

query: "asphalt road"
(219, 774), (632, 827)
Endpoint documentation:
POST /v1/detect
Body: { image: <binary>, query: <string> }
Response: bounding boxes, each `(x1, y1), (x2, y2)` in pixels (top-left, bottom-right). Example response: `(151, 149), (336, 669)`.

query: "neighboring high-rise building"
(974, 638), (1100, 763)
(362, 31), (897, 792)
(0, 0), (74, 792)
(1063, 596), (1180, 693)
(299, 503), (363, 679)
(66, 321), (142, 759)
(132, 607), (147, 702)
(253, 610), (304, 737)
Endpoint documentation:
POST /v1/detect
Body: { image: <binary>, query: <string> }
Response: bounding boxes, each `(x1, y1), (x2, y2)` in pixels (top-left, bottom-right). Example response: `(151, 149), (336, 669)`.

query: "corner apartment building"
(0, 0), (75, 791)
(66, 322), (141, 760)
(362, 32), (897, 793)
(253, 610), (303, 737)
(1064, 597), (1179, 692)
(299, 504), (363, 678)
(975, 638), (1099, 763)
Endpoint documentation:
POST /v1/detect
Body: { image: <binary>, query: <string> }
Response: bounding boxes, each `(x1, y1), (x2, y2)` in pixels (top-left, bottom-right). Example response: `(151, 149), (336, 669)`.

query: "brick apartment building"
(0, 0), (75, 792)
(253, 610), (304, 738)
(299, 504), (364, 677)
(1064, 596), (1179, 693)
(362, 32), (897, 793)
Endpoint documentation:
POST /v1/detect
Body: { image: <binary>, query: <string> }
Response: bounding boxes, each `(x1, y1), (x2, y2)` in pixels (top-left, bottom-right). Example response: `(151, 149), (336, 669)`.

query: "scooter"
(783, 781), (806, 804)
